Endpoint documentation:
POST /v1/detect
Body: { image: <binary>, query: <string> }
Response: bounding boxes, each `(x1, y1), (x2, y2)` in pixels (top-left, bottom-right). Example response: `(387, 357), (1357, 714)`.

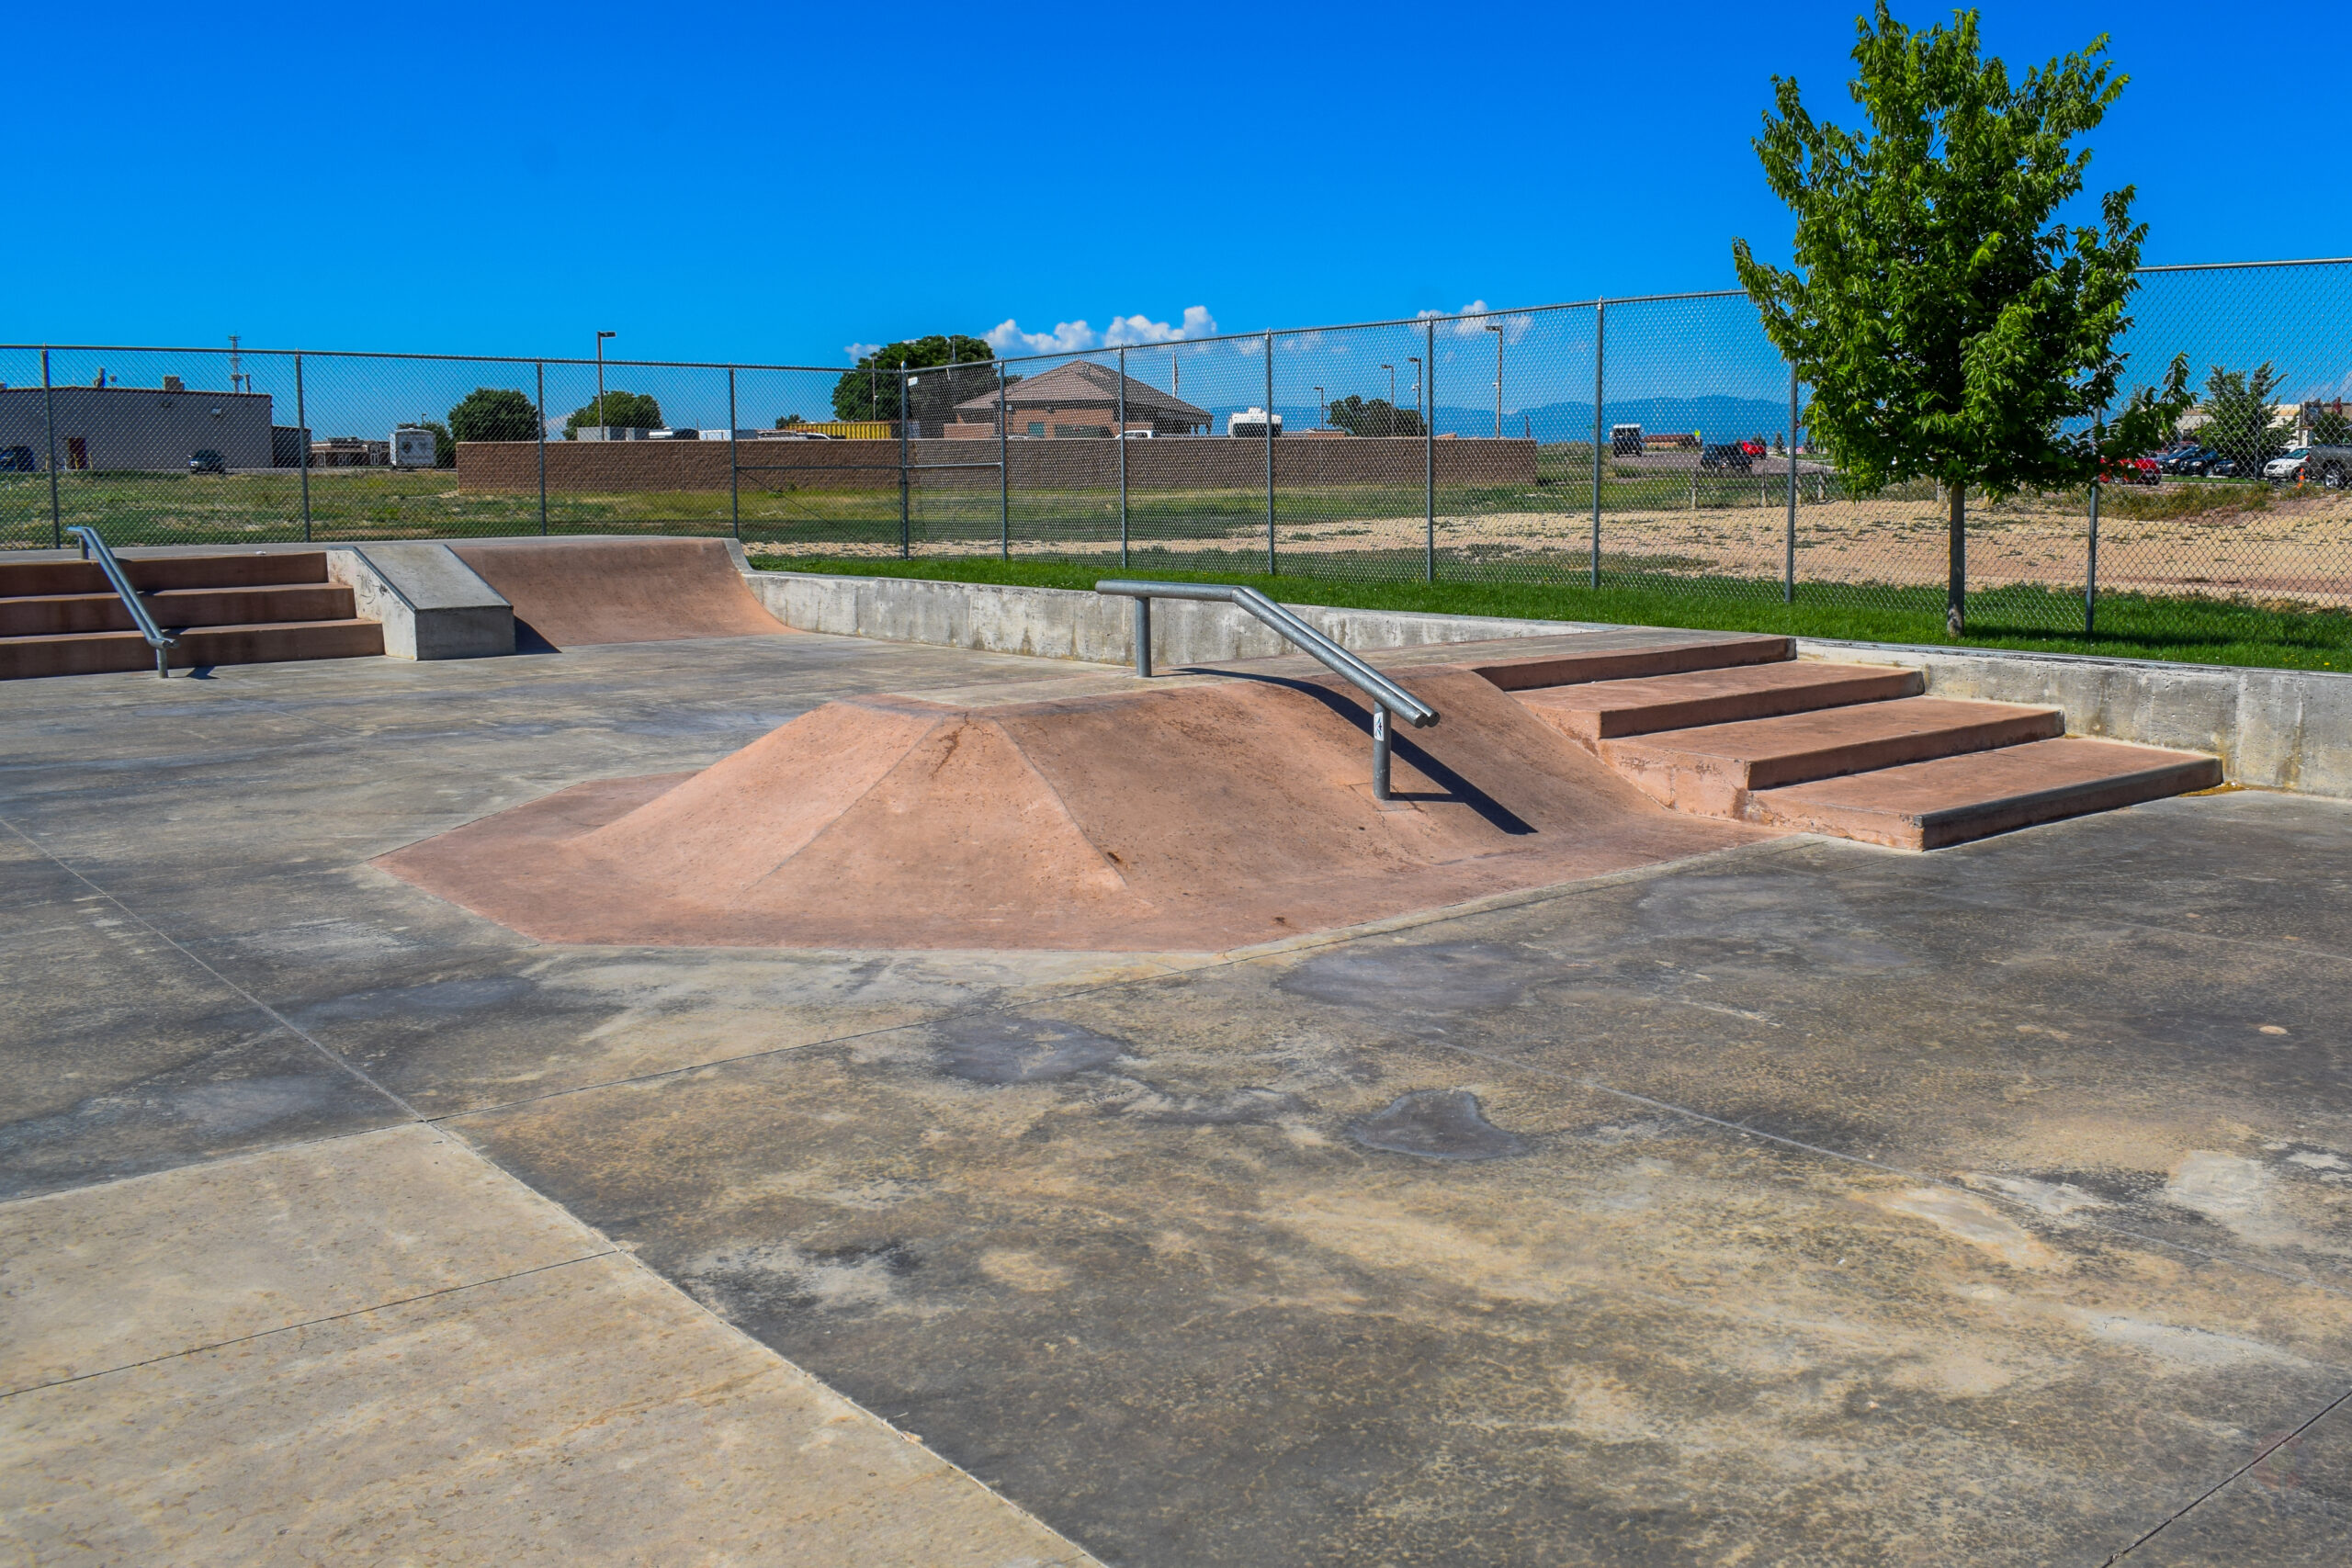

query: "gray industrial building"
(0, 381), (280, 471)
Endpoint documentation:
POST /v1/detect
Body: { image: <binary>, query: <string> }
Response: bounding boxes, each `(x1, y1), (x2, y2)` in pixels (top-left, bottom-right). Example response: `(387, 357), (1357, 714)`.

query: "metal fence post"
(2086, 472), (2101, 636)
(1784, 362), (1797, 604)
(727, 367), (740, 542)
(997, 358), (1009, 560)
(535, 364), (548, 536)
(1425, 319), (1436, 581)
(294, 354), (311, 542)
(1263, 333), (1276, 575)
(40, 347), (60, 547)
(1589, 301), (1605, 591)
(898, 368), (910, 558)
(1116, 347), (1129, 568)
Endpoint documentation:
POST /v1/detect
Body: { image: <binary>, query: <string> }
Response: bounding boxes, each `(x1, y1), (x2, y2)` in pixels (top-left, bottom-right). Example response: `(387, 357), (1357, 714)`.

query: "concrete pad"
(451, 536), (789, 647)
(1597, 695), (2064, 816)
(377, 668), (1769, 951)
(2121, 1393), (2352, 1562)
(1749, 735), (2225, 848)
(0, 1123), (603, 1392)
(1513, 659), (1923, 739)
(449, 1009), (2352, 1567)
(0, 1251), (1089, 1566)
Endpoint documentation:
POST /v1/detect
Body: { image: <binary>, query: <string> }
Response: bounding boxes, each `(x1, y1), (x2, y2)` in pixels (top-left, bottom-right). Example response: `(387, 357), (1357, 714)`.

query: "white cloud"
(986, 318), (1098, 355)
(844, 342), (882, 361)
(1418, 300), (1534, 344)
(987, 305), (1219, 356)
(1103, 305), (1219, 345)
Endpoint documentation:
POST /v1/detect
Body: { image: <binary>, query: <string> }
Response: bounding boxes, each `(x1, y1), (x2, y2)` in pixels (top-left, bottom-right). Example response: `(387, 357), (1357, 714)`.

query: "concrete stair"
(0, 552), (383, 679)
(1479, 636), (2221, 849)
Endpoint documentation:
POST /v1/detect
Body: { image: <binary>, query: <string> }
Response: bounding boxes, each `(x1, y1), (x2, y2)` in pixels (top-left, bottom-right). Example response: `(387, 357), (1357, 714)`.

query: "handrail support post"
(1132, 595), (1152, 680)
(1372, 707), (1392, 801)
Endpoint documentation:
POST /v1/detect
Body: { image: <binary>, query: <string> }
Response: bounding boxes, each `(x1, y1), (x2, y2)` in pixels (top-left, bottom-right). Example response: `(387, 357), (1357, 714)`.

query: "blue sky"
(11, 0), (2335, 369)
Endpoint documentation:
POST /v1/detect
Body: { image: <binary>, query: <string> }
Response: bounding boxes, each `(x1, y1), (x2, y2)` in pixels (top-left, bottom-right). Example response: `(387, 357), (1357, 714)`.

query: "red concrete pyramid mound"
(377, 667), (1763, 951)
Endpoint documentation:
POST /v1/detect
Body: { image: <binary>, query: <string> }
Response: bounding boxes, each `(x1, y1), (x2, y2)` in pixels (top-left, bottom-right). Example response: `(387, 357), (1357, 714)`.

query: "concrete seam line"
(0, 814), (432, 1126)
(0, 1120), (428, 1212)
(2097, 1380), (2352, 1565)
(0, 1249), (616, 1401)
(424, 1124), (1108, 1565)
(1426, 1037), (2352, 1303)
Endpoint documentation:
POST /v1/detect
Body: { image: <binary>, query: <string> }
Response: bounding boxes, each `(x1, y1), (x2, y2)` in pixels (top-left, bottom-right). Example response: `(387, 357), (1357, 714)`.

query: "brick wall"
(456, 436), (1537, 493)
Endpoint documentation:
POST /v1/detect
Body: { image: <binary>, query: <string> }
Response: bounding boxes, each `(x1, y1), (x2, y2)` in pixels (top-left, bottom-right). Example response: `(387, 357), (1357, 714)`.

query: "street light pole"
(1381, 364), (1394, 436)
(594, 330), (616, 435)
(1408, 356), (1422, 429)
(1485, 322), (1503, 438)
(1314, 385), (1325, 430)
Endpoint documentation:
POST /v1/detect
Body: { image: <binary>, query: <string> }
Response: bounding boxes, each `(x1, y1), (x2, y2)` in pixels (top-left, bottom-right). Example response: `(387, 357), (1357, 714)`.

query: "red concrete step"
(1514, 660), (1922, 741)
(1598, 696), (2064, 817)
(1747, 737), (2224, 849)
(0, 551), (330, 598)
(1470, 634), (1792, 692)
(0, 583), (356, 637)
(0, 619), (384, 680)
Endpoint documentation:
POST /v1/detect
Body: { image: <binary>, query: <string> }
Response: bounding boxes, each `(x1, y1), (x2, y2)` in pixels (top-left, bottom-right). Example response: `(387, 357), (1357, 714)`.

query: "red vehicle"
(2099, 455), (2161, 487)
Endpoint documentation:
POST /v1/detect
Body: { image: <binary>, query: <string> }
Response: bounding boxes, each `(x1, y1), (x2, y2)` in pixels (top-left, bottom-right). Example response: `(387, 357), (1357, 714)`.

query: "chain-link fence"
(7, 257), (2347, 636)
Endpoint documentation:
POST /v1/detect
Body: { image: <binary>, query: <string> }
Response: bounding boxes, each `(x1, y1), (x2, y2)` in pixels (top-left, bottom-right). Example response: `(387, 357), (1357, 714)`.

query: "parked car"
(2263, 447), (2310, 483)
(1699, 443), (1753, 473)
(187, 448), (226, 474)
(2306, 446), (2352, 490)
(2100, 455), (2161, 486)
(2158, 446), (2214, 476)
(0, 446), (35, 472)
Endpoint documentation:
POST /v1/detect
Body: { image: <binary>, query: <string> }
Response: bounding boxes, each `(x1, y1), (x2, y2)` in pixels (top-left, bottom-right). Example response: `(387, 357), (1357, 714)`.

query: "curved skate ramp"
(378, 667), (1767, 952)
(448, 536), (788, 648)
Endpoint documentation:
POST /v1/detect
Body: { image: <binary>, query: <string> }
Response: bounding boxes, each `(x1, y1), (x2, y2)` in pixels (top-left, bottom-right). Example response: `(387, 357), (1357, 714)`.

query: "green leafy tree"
(2311, 403), (2352, 446)
(1326, 395), (1426, 437)
(1732, 4), (2189, 636)
(832, 335), (996, 422)
(773, 413), (809, 428)
(446, 387), (541, 445)
(563, 390), (663, 438)
(2197, 364), (2292, 475)
(399, 420), (457, 468)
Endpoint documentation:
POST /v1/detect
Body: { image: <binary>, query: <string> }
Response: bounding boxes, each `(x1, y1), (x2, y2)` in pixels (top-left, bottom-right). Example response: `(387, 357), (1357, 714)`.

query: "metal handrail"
(1096, 579), (1438, 800)
(67, 526), (175, 678)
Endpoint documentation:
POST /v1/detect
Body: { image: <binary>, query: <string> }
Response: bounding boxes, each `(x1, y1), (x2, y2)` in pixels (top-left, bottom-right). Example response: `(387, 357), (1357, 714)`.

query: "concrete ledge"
(1795, 638), (2351, 798)
(742, 569), (2351, 799)
(327, 545), (514, 660)
(741, 570), (1603, 670)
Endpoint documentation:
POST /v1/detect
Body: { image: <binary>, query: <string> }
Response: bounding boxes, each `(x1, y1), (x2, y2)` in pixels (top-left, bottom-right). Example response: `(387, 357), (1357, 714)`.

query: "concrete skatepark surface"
(6, 615), (2352, 1564)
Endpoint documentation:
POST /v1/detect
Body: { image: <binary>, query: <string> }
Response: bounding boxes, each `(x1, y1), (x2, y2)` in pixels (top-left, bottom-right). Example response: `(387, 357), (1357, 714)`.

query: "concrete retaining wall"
(458, 436), (1535, 493)
(741, 569), (2352, 798)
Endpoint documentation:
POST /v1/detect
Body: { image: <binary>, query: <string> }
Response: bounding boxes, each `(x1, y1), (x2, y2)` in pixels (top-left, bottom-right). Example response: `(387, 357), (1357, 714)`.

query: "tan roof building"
(954, 360), (1211, 437)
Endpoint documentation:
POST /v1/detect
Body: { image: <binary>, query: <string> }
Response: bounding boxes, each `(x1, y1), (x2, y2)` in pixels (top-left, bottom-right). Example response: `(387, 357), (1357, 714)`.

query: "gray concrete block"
(329, 545), (514, 660)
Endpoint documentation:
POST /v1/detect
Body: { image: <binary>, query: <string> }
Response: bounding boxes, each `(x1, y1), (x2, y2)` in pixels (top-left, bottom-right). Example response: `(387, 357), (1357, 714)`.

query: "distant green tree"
(1326, 395), (1426, 437)
(399, 420), (457, 468)
(1732, 4), (2189, 636)
(832, 335), (996, 422)
(2198, 364), (2292, 474)
(2304, 401), (2349, 446)
(563, 391), (663, 438)
(773, 412), (809, 428)
(446, 387), (541, 445)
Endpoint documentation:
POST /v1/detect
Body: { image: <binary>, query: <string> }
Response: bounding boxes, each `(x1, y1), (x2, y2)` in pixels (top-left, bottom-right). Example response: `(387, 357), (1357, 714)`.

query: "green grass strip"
(745, 554), (2352, 674)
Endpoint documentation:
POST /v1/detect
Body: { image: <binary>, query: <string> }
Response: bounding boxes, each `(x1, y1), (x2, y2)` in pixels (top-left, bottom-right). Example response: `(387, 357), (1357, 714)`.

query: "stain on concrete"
(1278, 941), (1535, 1012)
(933, 1015), (1128, 1085)
(1350, 1090), (1528, 1161)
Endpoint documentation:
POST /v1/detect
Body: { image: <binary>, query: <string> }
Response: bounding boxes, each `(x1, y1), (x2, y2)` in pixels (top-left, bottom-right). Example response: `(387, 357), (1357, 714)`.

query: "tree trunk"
(1946, 482), (1966, 637)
